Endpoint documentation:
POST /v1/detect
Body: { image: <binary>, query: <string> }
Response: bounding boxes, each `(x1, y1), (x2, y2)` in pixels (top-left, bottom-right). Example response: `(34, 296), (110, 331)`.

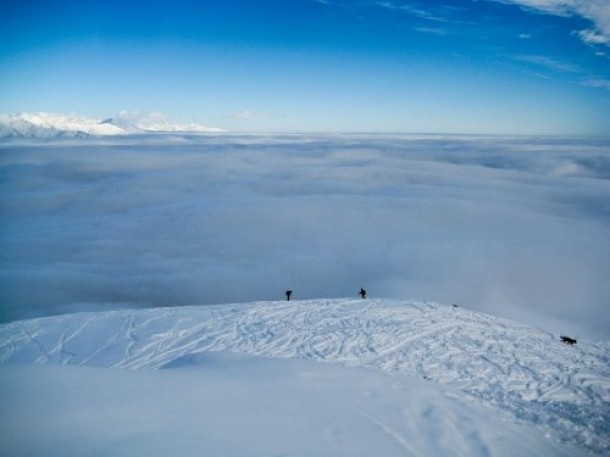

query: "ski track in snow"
(1, 298), (609, 454)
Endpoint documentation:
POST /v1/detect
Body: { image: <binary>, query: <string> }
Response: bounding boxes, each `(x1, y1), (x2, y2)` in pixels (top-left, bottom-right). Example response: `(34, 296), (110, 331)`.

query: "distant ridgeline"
(0, 112), (224, 138)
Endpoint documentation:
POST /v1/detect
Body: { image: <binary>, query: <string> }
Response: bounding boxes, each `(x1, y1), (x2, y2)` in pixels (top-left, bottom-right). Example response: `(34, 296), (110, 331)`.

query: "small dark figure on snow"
(359, 288), (367, 299)
(286, 290), (292, 301)
(560, 335), (577, 345)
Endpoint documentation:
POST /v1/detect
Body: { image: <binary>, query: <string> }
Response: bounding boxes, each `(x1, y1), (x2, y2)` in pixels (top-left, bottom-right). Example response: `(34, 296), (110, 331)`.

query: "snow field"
(1, 353), (581, 457)
(1, 299), (609, 454)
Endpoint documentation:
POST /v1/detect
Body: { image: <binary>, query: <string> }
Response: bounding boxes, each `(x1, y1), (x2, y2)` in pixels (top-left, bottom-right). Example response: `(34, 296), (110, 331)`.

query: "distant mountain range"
(0, 112), (225, 138)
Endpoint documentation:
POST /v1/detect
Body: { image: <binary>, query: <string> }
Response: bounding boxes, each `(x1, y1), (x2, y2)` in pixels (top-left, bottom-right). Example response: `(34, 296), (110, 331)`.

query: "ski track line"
(22, 327), (52, 364)
(80, 315), (133, 365)
(356, 406), (422, 456)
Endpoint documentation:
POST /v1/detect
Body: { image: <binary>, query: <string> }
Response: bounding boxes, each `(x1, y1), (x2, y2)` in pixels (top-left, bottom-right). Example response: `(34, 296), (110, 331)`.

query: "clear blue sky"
(1, 0), (609, 134)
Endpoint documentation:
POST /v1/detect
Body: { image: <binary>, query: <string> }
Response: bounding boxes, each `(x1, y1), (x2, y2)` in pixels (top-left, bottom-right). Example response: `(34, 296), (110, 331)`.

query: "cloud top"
(1, 134), (609, 339)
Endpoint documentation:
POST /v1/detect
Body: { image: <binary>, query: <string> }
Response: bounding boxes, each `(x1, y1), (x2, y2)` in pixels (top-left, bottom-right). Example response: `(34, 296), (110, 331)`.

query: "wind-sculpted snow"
(1, 299), (609, 454)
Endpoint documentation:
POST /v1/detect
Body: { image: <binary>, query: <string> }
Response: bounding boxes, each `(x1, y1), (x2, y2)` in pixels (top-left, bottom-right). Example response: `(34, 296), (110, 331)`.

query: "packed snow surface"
(1, 299), (609, 455)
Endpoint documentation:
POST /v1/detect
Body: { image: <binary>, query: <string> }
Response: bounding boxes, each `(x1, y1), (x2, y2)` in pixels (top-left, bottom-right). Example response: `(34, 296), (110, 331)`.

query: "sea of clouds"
(1, 134), (609, 338)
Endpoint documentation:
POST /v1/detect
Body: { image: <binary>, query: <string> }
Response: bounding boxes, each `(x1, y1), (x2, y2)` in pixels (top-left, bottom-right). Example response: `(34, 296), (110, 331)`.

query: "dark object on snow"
(452, 304), (458, 308)
(560, 335), (577, 345)
(359, 288), (367, 299)
(285, 290), (292, 301)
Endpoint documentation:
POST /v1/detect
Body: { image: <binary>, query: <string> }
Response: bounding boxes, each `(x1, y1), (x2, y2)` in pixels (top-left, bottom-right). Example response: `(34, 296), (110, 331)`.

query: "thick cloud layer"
(1, 135), (609, 338)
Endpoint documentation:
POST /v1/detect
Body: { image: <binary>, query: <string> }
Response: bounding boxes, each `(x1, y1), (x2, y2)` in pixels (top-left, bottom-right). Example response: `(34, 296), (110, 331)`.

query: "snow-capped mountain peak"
(0, 111), (224, 138)
(111, 110), (225, 133)
(0, 112), (126, 138)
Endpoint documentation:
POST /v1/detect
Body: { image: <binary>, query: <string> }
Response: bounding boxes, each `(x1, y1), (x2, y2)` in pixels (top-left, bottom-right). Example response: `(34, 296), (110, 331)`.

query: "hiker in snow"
(359, 288), (367, 299)
(286, 290), (292, 301)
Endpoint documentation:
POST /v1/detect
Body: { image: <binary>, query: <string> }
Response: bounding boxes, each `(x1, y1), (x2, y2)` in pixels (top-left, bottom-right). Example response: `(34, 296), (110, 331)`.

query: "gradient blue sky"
(1, 0), (609, 134)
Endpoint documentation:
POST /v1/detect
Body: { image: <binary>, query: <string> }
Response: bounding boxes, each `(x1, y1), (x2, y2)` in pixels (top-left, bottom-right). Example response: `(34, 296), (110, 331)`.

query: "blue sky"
(1, 0), (609, 134)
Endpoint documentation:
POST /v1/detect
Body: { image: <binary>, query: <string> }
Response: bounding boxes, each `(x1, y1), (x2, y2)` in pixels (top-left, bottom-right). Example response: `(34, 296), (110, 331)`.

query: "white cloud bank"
(1, 134), (609, 339)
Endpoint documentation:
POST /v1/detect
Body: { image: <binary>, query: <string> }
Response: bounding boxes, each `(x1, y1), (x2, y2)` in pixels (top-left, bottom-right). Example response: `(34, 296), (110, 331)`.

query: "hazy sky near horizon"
(1, 0), (610, 135)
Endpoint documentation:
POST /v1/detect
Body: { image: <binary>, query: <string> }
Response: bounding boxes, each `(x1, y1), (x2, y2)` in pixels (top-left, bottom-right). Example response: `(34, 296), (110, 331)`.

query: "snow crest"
(1, 299), (609, 454)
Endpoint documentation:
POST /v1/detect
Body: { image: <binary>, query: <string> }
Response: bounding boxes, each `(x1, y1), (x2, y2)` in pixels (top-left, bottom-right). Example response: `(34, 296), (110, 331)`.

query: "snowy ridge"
(1, 298), (609, 454)
(0, 112), (125, 138)
(0, 112), (224, 138)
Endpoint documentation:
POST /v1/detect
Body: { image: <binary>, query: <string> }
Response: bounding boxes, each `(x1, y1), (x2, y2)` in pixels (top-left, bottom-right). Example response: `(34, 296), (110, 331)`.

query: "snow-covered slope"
(111, 110), (225, 133)
(1, 353), (580, 457)
(0, 112), (224, 138)
(0, 112), (126, 138)
(1, 299), (609, 455)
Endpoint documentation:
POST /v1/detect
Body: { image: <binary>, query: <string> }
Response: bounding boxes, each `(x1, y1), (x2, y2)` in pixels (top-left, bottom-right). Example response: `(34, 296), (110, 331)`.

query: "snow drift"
(1, 298), (608, 455)
(1, 353), (579, 457)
